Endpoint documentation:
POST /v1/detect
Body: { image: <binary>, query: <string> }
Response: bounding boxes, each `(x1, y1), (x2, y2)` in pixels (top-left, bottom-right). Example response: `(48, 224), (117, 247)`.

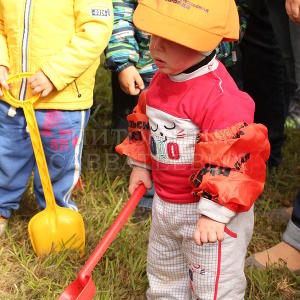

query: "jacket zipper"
(74, 80), (82, 98)
(19, 0), (32, 100)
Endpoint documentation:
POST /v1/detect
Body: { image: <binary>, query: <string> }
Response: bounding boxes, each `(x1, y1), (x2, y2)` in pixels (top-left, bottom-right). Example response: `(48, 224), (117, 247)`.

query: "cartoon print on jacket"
(147, 106), (198, 165)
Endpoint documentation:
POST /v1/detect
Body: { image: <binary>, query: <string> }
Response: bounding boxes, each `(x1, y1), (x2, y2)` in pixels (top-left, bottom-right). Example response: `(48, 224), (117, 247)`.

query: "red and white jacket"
(116, 56), (270, 223)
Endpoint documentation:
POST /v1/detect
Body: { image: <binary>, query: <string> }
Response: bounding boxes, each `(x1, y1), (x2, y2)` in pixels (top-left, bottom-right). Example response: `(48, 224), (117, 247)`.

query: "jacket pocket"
(73, 80), (82, 98)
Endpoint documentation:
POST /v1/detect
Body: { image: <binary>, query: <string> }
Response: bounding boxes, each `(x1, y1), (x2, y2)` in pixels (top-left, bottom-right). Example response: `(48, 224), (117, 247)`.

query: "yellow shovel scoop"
(1, 73), (85, 257)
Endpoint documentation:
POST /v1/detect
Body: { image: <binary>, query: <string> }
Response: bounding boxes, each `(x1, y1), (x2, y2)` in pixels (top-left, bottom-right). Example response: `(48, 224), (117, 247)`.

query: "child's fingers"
(0, 68), (8, 79)
(28, 74), (39, 84)
(291, 2), (300, 19)
(286, 1), (291, 14)
(130, 178), (151, 194)
(128, 182), (138, 195)
(144, 182), (152, 189)
(32, 85), (43, 95)
(144, 177), (152, 189)
(3, 71), (8, 81)
(29, 79), (40, 89)
(28, 77), (34, 84)
(0, 81), (9, 91)
(120, 79), (137, 95)
(200, 231), (208, 244)
(193, 229), (202, 246)
(41, 88), (51, 98)
(286, 1), (300, 22)
(207, 231), (217, 243)
(0, 78), (9, 91)
(134, 74), (145, 90)
(128, 82), (140, 96)
(3, 82), (9, 90)
(216, 229), (224, 242)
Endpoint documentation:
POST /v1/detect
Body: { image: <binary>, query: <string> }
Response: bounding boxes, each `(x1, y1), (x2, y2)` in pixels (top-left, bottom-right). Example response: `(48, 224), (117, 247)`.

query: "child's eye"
(164, 122), (176, 130)
(151, 124), (158, 132)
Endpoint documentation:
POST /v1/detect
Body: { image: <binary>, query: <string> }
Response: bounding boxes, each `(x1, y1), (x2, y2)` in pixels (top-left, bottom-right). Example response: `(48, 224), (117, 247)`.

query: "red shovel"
(58, 184), (147, 300)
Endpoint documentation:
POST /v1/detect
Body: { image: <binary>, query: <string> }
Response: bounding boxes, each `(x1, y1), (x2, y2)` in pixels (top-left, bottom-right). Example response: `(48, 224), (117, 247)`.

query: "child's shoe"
(0, 216), (7, 237)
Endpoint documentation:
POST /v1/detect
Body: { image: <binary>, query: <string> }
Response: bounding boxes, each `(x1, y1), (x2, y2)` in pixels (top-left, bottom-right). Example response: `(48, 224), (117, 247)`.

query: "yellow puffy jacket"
(0, 0), (113, 110)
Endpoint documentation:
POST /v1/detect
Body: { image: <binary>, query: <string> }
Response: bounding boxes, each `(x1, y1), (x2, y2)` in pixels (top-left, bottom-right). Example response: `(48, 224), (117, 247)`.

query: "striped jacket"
(217, 0), (249, 67)
(105, 0), (157, 84)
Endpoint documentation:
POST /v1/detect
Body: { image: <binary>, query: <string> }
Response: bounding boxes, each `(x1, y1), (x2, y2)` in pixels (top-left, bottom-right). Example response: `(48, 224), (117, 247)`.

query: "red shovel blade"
(58, 185), (146, 300)
(58, 276), (95, 300)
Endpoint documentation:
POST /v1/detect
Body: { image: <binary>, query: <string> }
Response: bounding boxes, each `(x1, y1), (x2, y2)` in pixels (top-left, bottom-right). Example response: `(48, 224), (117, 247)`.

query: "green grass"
(0, 64), (300, 299)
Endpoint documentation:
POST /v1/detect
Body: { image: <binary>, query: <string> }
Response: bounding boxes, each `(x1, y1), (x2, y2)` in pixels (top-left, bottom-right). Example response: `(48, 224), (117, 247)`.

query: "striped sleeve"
(217, 0), (249, 67)
(105, 0), (139, 73)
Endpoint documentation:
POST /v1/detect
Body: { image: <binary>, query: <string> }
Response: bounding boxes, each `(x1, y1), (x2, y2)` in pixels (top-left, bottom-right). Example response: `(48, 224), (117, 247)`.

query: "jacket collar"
(169, 53), (218, 82)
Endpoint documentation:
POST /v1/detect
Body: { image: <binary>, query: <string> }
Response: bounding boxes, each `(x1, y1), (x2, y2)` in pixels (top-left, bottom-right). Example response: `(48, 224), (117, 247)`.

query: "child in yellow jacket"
(0, 0), (113, 236)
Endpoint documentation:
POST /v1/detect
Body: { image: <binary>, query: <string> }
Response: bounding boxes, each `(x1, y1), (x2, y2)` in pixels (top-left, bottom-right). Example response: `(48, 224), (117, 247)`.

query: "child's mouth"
(154, 58), (166, 68)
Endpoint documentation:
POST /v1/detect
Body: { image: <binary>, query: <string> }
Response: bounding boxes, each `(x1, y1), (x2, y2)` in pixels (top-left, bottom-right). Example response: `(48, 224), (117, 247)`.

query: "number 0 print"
(167, 142), (180, 160)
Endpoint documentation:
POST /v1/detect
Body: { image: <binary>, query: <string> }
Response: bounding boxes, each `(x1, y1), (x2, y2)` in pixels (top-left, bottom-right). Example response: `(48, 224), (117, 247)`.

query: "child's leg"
(182, 206), (254, 300)
(146, 194), (192, 300)
(0, 102), (35, 218)
(33, 110), (90, 210)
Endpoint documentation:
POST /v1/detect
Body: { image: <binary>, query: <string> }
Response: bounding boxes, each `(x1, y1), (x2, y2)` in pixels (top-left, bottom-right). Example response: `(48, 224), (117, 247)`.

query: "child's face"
(150, 35), (205, 75)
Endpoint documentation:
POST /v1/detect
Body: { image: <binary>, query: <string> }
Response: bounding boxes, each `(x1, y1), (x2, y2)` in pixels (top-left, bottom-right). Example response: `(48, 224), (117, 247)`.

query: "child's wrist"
(200, 214), (225, 225)
(197, 197), (235, 224)
(117, 62), (134, 74)
(132, 165), (148, 172)
(127, 157), (152, 170)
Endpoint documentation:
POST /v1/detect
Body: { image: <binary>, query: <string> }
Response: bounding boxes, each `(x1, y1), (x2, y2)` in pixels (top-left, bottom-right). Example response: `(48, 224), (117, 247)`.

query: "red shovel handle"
(78, 184), (147, 284)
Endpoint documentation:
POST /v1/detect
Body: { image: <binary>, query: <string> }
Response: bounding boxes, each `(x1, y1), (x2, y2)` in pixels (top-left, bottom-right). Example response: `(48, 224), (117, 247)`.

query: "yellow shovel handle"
(1, 73), (56, 211)
(1, 72), (40, 108)
(23, 103), (57, 211)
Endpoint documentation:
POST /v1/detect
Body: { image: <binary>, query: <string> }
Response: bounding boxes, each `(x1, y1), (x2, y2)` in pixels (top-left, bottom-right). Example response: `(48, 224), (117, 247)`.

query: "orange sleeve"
(115, 91), (151, 167)
(190, 122), (270, 213)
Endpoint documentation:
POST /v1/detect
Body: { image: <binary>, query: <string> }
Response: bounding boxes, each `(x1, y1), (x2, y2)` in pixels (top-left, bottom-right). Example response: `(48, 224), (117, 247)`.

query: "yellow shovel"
(1, 73), (85, 257)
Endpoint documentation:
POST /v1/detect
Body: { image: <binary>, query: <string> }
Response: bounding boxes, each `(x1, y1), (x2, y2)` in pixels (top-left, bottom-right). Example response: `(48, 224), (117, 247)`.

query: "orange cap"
(133, 0), (239, 52)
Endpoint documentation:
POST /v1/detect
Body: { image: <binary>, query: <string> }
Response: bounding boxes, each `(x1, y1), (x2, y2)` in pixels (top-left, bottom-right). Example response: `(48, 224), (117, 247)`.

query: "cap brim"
(133, 4), (223, 52)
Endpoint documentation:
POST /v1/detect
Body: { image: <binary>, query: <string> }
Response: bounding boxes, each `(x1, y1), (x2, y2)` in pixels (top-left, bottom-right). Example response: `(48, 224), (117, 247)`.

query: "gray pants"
(147, 194), (254, 300)
(283, 186), (300, 252)
(283, 219), (300, 252)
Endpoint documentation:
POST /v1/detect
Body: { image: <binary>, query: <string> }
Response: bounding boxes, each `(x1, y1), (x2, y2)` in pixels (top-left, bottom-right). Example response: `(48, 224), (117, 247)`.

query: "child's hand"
(118, 65), (145, 96)
(28, 71), (54, 97)
(129, 166), (152, 195)
(0, 66), (9, 97)
(194, 215), (225, 245)
(286, 0), (300, 23)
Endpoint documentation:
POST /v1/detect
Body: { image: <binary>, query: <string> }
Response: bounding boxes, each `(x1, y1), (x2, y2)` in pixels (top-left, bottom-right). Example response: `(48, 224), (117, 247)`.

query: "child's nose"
(152, 36), (163, 50)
